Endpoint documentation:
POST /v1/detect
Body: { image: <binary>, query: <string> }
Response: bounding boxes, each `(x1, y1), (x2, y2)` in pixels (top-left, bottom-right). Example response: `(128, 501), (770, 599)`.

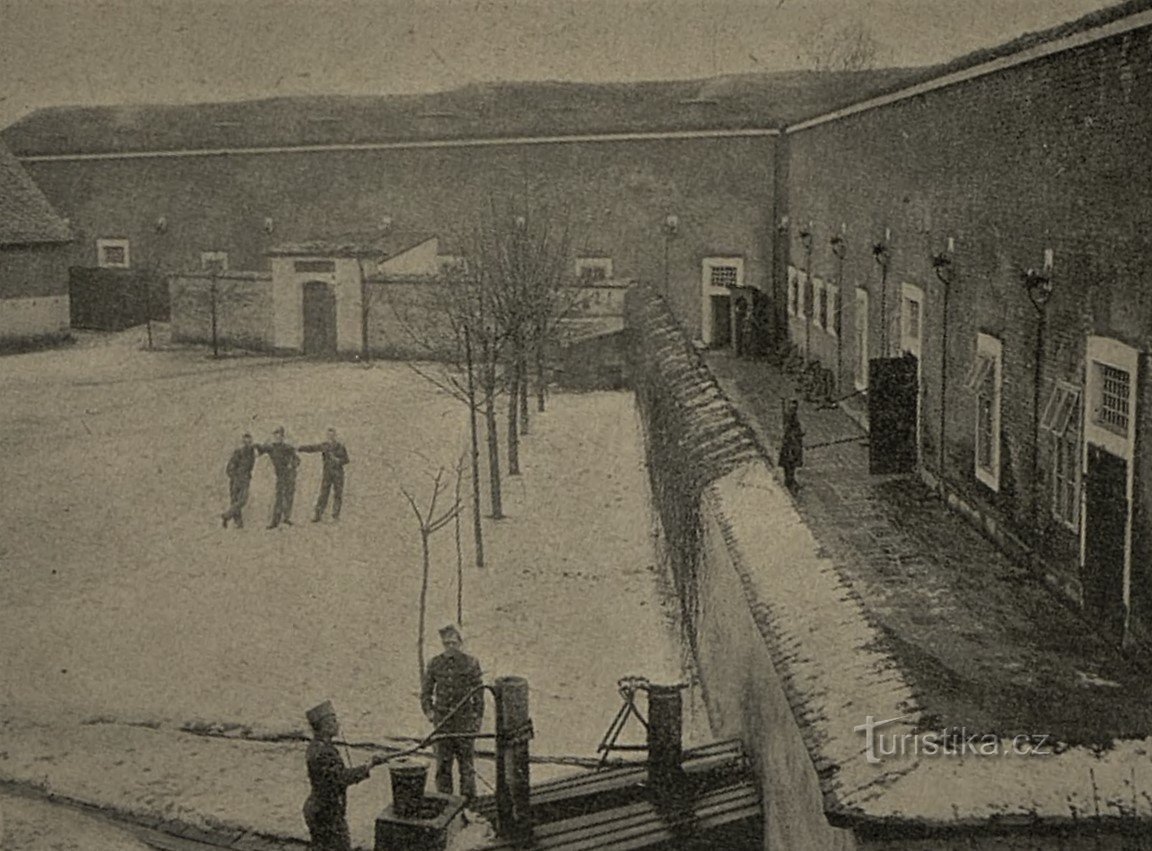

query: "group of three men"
(304, 624), (485, 850)
(222, 427), (349, 529)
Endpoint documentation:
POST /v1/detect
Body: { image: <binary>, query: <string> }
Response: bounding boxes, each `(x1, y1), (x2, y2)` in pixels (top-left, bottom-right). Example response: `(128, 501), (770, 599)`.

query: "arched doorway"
(302, 281), (337, 356)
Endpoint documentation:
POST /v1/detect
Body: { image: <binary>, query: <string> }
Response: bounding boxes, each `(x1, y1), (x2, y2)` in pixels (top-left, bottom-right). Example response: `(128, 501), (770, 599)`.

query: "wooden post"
(494, 676), (532, 844)
(646, 684), (684, 794)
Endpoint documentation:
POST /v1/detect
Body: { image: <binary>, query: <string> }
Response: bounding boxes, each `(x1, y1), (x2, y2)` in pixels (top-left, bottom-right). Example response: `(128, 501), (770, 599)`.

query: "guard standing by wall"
(258, 426), (300, 529)
(421, 624), (485, 801)
(221, 432), (256, 528)
(779, 398), (805, 490)
(299, 427), (350, 522)
(303, 700), (384, 851)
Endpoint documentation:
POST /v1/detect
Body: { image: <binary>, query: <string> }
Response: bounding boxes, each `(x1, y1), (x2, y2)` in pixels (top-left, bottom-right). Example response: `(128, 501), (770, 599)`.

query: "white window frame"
(854, 288), (869, 391)
(811, 277), (826, 330)
(96, 238), (130, 269)
(796, 271), (809, 320)
(200, 251), (229, 273)
(786, 265), (798, 316)
(826, 282), (840, 339)
(575, 256), (613, 282)
(972, 333), (1003, 492)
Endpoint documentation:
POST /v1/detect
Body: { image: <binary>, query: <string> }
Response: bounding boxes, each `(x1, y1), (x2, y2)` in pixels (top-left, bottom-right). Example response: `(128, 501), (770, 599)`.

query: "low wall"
(627, 284), (855, 849)
(169, 272), (274, 351)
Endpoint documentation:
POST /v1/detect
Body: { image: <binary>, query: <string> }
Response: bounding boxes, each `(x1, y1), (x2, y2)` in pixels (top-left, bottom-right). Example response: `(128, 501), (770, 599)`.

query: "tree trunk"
(519, 349), (530, 434)
(455, 465), (464, 625)
(506, 356), (520, 476)
(483, 359), (504, 519)
(417, 528), (430, 682)
(210, 280), (220, 359)
(464, 329), (484, 567)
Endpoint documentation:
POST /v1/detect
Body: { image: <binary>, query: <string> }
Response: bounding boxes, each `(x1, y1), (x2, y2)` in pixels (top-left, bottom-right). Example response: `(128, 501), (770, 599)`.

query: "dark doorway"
(868, 353), (918, 475)
(302, 281), (337, 356)
(710, 294), (732, 348)
(1083, 443), (1128, 640)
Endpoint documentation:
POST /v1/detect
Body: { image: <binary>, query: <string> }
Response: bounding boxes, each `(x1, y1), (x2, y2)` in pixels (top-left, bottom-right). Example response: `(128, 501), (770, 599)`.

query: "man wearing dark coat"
(257, 426), (300, 529)
(221, 432), (256, 529)
(299, 428), (350, 522)
(303, 700), (383, 851)
(421, 624), (485, 800)
(779, 398), (805, 490)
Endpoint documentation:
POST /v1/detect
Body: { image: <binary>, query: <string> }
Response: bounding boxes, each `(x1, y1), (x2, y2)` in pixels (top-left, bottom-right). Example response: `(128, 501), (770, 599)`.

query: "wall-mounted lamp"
(1022, 266), (1053, 310)
(777, 214), (790, 232)
(663, 214), (679, 236)
(931, 249), (954, 285)
(263, 217), (275, 235)
(513, 215), (527, 230)
(798, 228), (813, 253)
(155, 216), (168, 234)
(872, 241), (890, 267)
(381, 216), (394, 233)
(829, 234), (846, 260)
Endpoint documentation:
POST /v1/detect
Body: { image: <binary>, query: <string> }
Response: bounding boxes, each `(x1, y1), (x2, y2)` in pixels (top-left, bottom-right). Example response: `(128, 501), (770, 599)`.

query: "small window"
(971, 333), (1002, 491)
(797, 272), (809, 319)
(787, 266), (799, 316)
(854, 288), (869, 391)
(201, 251), (229, 273)
(709, 265), (739, 288)
(1095, 363), (1131, 436)
(905, 296), (921, 341)
(702, 256), (744, 290)
(97, 238), (130, 269)
(812, 278), (827, 330)
(575, 257), (612, 282)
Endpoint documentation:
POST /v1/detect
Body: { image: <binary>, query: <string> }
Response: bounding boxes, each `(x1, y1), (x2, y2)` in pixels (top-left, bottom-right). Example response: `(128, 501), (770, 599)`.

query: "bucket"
(389, 759), (429, 818)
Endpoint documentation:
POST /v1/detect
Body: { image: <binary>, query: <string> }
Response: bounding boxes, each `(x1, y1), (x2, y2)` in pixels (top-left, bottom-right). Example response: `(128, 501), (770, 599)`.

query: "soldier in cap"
(303, 700), (384, 851)
(299, 428), (350, 522)
(420, 624), (485, 800)
(257, 426), (300, 529)
(221, 432), (256, 529)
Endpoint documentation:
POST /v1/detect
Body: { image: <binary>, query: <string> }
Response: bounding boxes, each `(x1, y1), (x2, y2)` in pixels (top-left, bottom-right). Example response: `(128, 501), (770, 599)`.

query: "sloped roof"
(0, 70), (925, 157)
(0, 142), (71, 244)
(268, 230), (436, 259)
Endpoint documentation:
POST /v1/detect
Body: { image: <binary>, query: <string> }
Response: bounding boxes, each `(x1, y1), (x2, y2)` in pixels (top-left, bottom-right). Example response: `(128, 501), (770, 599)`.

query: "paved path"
(705, 352), (1152, 745)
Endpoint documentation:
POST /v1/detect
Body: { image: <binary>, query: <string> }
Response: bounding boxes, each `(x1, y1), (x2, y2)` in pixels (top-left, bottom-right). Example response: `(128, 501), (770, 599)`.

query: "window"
(1095, 363), (1131, 435)
(812, 278), (826, 330)
(97, 238), (130, 268)
(854, 289), (869, 390)
(967, 334), (1002, 491)
(709, 264), (739, 288)
(1043, 382), (1082, 529)
(826, 284), (840, 338)
(787, 266), (798, 316)
(904, 295), (921, 341)
(575, 257), (612, 282)
(797, 272), (809, 319)
(200, 251), (229, 273)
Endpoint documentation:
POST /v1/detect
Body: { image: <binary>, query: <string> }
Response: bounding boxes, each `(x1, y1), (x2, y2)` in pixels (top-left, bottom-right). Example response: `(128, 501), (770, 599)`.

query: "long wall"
(23, 135), (776, 343)
(0, 243), (70, 340)
(783, 22), (1152, 636)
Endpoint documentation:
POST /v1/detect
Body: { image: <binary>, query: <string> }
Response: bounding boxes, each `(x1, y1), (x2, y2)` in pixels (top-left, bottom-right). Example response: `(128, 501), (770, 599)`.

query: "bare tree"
(800, 16), (880, 72)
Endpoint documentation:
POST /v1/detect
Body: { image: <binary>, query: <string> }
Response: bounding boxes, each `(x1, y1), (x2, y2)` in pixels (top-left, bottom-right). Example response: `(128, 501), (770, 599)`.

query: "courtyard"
(0, 329), (703, 846)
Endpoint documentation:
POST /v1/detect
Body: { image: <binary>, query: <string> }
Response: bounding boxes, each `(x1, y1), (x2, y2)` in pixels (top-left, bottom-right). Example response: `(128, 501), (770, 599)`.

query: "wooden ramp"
(470, 740), (761, 850)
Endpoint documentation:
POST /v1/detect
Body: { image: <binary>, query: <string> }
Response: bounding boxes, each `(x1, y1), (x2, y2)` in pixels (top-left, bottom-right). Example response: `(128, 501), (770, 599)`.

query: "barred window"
(1096, 363), (1130, 435)
(905, 296), (921, 341)
(709, 265), (739, 288)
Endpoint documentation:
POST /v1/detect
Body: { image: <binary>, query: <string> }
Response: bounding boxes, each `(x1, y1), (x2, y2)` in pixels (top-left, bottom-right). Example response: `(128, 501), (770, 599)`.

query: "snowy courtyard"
(0, 330), (705, 843)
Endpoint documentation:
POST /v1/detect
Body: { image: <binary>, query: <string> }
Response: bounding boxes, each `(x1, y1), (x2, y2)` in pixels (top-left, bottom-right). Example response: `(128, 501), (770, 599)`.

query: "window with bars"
(575, 257), (612, 282)
(1095, 363), (1131, 435)
(97, 238), (130, 269)
(709, 265), (739, 288)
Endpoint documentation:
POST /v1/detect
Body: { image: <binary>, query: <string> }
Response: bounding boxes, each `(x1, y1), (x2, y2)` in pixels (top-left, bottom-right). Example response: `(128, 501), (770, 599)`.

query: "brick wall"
(784, 25), (1152, 623)
(24, 135), (775, 343)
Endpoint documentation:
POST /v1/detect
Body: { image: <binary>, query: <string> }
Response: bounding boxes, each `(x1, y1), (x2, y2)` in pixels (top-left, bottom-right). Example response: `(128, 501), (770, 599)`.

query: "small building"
(0, 141), (71, 346)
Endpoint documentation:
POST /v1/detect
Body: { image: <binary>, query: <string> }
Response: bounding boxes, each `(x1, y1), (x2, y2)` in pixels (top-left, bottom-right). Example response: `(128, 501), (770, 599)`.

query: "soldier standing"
(303, 700), (384, 851)
(779, 398), (805, 490)
(257, 426), (300, 529)
(299, 428), (350, 522)
(421, 624), (485, 801)
(221, 432), (256, 529)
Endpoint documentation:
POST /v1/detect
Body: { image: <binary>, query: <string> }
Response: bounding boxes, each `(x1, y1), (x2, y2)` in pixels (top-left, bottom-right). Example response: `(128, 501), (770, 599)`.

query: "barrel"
(388, 759), (429, 818)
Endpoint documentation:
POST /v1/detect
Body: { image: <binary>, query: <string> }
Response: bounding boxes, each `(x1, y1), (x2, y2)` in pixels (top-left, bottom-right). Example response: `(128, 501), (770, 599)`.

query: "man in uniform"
(421, 624), (485, 801)
(221, 432), (256, 529)
(299, 428), (350, 522)
(257, 426), (300, 529)
(303, 700), (384, 851)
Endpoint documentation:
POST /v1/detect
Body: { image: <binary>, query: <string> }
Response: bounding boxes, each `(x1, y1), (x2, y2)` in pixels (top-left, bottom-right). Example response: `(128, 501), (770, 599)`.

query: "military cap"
(306, 700), (335, 727)
(438, 623), (462, 640)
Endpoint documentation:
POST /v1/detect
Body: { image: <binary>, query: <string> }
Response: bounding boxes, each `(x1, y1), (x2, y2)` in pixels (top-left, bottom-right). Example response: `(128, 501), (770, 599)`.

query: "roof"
(267, 231), (436, 259)
(0, 70), (925, 157)
(0, 142), (71, 244)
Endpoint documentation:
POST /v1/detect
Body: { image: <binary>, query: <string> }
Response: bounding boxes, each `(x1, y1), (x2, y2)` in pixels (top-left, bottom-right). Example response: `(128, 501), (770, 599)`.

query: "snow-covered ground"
(0, 791), (152, 851)
(0, 330), (705, 843)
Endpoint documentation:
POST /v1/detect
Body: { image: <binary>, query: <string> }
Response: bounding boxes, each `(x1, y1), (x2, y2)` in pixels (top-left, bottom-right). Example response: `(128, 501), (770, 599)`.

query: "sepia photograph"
(1, 0), (1150, 848)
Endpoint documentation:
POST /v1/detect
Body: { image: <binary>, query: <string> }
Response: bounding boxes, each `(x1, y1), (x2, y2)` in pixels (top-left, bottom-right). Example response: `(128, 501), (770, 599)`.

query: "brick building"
(781, 0), (1152, 645)
(0, 141), (72, 344)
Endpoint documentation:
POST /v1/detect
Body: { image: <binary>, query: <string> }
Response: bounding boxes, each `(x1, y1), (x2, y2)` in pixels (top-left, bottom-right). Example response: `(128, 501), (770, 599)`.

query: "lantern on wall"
(263, 217), (275, 235)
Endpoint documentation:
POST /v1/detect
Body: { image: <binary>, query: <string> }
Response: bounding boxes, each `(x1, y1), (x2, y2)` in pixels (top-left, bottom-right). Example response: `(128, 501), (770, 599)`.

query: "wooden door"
(302, 281), (337, 356)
